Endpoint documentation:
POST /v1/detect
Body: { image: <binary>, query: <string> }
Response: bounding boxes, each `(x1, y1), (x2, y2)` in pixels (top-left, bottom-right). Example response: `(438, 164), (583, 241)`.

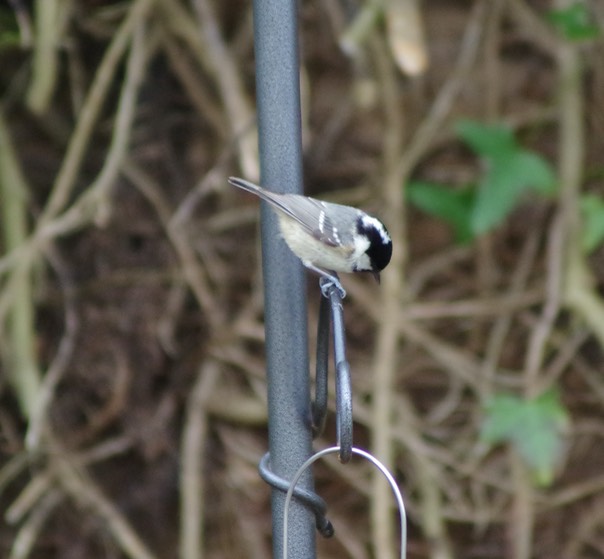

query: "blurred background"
(1, 0), (604, 558)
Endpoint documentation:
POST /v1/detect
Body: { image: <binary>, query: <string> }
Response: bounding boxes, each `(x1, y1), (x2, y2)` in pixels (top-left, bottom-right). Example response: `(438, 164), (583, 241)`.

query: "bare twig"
(8, 490), (63, 559)
(159, 30), (226, 138)
(0, 111), (41, 417)
(509, 448), (534, 559)
(122, 159), (223, 325)
(397, 0), (487, 174)
(562, 497), (604, 558)
(25, 244), (78, 450)
(0, 0), (155, 287)
(506, 0), (559, 54)
(39, 0), (155, 225)
(179, 361), (220, 559)
(556, 0), (604, 347)
(369, 34), (406, 559)
(405, 290), (542, 320)
(56, 450), (158, 559)
(190, 0), (258, 177)
(26, 0), (65, 113)
(155, 0), (258, 179)
(481, 231), (540, 397)
(523, 215), (564, 396)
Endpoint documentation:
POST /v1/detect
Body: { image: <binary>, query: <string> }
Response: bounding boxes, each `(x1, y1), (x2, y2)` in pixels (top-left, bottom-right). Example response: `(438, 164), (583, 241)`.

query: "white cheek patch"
(352, 234), (371, 259)
(353, 253), (372, 272)
(360, 214), (391, 244)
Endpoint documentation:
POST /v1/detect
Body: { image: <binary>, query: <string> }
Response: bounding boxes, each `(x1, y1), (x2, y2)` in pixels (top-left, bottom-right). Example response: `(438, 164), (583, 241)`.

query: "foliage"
(0, 9), (20, 49)
(481, 390), (570, 487)
(580, 194), (604, 253)
(408, 120), (557, 241)
(407, 182), (475, 243)
(547, 3), (600, 41)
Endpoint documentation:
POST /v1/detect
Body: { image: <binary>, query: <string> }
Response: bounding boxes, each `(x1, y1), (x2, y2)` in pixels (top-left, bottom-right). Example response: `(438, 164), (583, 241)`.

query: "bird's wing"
(270, 195), (344, 247)
(229, 177), (344, 247)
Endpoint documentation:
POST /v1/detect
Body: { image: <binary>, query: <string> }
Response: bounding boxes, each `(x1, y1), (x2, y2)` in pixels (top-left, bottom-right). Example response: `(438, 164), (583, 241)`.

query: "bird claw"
(302, 261), (346, 299)
(319, 276), (346, 300)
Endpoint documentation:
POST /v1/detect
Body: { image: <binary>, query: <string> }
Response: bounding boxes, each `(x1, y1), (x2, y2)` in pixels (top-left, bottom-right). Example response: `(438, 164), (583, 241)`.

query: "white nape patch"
(361, 214), (391, 244)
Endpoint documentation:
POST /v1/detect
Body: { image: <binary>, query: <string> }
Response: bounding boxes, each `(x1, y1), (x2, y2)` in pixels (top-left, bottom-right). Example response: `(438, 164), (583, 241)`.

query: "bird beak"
(372, 271), (381, 284)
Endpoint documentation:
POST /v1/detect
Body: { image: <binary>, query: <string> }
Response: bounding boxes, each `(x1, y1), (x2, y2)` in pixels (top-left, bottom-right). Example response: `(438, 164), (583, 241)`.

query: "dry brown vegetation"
(2, 1), (604, 558)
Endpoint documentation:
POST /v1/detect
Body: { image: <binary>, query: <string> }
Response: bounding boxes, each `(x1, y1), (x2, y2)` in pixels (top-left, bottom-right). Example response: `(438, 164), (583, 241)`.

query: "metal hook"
(311, 289), (330, 437)
(260, 276), (355, 539)
(283, 446), (408, 559)
(257, 452), (334, 538)
(311, 277), (354, 463)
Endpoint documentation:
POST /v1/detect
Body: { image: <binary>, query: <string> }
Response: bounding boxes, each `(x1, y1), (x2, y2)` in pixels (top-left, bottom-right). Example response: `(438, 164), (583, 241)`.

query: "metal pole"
(252, 0), (317, 558)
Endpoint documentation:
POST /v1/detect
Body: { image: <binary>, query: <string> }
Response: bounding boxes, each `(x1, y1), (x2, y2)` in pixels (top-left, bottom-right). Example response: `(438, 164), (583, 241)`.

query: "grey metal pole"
(252, 0), (317, 558)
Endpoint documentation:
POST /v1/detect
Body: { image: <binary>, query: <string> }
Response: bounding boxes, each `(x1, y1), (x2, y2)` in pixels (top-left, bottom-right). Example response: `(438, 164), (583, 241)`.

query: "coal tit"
(229, 177), (392, 288)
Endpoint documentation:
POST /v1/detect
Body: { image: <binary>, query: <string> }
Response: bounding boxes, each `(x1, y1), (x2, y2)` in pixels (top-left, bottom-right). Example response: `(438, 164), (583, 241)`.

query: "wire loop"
(283, 446), (407, 559)
(257, 452), (334, 538)
(261, 276), (362, 542)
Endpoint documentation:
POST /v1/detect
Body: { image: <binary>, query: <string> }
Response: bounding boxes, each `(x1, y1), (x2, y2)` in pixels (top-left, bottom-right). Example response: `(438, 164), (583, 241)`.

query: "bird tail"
(229, 177), (288, 209)
(230, 175), (320, 233)
(228, 177), (267, 196)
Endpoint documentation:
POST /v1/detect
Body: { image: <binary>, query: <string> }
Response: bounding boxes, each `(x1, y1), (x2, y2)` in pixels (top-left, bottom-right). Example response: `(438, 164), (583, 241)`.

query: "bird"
(229, 177), (392, 293)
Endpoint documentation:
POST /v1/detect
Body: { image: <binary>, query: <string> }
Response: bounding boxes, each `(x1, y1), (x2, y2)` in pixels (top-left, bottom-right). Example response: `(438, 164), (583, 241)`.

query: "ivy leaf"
(408, 120), (557, 241)
(471, 149), (557, 235)
(580, 194), (604, 253)
(547, 3), (600, 41)
(455, 120), (516, 158)
(407, 181), (475, 244)
(481, 390), (570, 486)
(455, 120), (556, 235)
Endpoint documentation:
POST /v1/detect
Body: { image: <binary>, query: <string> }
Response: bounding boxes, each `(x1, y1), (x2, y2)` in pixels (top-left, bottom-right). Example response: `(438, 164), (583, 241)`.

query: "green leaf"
(0, 9), (20, 50)
(408, 120), (557, 240)
(547, 3), (600, 41)
(471, 149), (557, 234)
(407, 181), (475, 243)
(453, 120), (558, 235)
(481, 390), (570, 486)
(580, 194), (604, 253)
(0, 32), (20, 49)
(455, 120), (516, 158)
